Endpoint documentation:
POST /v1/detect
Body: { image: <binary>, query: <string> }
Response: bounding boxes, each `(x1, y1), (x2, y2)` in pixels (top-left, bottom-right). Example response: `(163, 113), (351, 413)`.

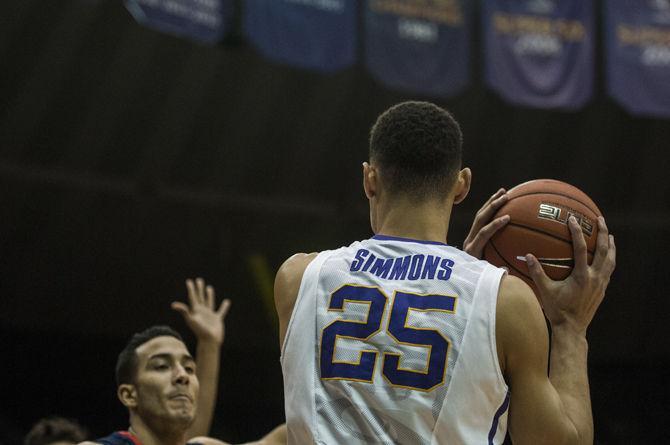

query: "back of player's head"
(24, 416), (88, 445)
(369, 101), (463, 200)
(115, 325), (183, 386)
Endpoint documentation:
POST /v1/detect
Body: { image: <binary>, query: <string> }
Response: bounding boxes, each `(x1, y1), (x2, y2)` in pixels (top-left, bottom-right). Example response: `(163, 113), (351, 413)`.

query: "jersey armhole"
(486, 266), (509, 391)
(280, 251), (330, 360)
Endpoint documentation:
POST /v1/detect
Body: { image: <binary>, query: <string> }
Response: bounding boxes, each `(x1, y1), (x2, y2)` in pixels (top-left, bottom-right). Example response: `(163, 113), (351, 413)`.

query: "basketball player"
(275, 102), (616, 444)
(78, 279), (286, 445)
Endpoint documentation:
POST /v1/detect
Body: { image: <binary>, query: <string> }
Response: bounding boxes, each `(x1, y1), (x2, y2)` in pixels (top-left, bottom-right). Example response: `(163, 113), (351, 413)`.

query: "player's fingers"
(185, 279), (197, 307)
(526, 254), (552, 294)
(466, 215), (510, 258)
(604, 234), (616, 277)
(568, 216), (588, 276)
(474, 191), (508, 226)
(466, 191), (508, 246)
(195, 277), (206, 303)
(171, 301), (190, 317)
(482, 188), (506, 210)
(592, 217), (610, 270)
(206, 285), (215, 308)
(217, 298), (232, 318)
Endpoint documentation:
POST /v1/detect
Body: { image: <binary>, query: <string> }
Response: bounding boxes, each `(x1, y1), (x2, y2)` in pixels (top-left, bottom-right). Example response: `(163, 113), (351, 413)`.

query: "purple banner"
(484, 0), (595, 110)
(364, 0), (471, 97)
(607, 0), (670, 119)
(125, 0), (230, 44)
(244, 0), (357, 73)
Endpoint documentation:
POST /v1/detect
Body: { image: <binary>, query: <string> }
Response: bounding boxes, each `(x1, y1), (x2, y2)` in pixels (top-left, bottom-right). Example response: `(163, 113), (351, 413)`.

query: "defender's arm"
(172, 278), (232, 439)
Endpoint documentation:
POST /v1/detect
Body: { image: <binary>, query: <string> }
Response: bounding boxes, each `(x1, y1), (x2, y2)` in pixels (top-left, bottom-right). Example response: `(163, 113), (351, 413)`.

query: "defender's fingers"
(171, 301), (190, 317)
(526, 254), (552, 295)
(568, 216), (588, 274)
(195, 277), (206, 303)
(206, 285), (215, 308)
(185, 279), (197, 307)
(592, 217), (610, 270)
(217, 298), (232, 318)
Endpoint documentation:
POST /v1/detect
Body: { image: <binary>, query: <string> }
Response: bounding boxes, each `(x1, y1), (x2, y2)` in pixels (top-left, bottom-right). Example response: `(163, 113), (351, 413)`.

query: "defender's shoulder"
(189, 437), (229, 445)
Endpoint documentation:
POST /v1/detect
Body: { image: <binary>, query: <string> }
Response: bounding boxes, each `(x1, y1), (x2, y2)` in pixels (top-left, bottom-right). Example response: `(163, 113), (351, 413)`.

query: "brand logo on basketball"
(537, 203), (594, 237)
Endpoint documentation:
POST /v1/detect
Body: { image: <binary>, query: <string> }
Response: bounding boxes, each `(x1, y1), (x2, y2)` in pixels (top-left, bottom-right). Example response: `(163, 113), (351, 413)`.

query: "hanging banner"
(244, 0), (357, 72)
(364, 0), (471, 97)
(606, 0), (670, 119)
(124, 0), (230, 44)
(483, 0), (594, 110)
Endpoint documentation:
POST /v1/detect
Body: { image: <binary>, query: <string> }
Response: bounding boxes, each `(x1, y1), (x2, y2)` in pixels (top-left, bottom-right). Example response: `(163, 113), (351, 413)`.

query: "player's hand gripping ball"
(483, 179), (602, 291)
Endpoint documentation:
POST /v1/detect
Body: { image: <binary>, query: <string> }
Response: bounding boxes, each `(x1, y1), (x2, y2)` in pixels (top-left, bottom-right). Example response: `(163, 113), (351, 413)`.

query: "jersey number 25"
(320, 284), (456, 392)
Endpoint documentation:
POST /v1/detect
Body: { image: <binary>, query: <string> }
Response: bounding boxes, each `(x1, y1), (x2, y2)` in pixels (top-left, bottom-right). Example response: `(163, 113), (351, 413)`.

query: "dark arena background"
(1, 1), (669, 444)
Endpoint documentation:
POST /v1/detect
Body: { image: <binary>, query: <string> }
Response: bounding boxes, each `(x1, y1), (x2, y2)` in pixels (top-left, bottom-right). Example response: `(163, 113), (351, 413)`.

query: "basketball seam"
(489, 240), (532, 280)
(506, 222), (595, 256)
(508, 191), (600, 216)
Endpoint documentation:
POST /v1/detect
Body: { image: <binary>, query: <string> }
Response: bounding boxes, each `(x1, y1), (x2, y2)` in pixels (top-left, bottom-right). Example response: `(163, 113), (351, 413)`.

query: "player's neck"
(128, 415), (188, 445)
(375, 198), (452, 245)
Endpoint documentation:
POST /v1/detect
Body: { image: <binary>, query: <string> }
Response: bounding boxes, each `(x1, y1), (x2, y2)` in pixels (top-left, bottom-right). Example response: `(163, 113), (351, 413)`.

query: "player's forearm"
(549, 324), (593, 445)
(187, 339), (222, 438)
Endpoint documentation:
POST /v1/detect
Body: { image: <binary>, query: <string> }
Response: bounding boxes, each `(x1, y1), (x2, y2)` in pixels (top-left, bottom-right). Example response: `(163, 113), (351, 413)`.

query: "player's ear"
(117, 384), (138, 408)
(363, 162), (378, 200)
(453, 167), (471, 205)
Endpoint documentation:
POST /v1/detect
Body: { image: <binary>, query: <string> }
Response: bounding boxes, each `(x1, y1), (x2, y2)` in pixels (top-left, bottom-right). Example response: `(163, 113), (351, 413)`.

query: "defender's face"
(133, 336), (199, 426)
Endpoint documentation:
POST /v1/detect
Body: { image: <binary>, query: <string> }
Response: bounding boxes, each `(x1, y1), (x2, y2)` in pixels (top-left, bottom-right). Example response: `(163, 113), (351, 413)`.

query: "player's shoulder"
(77, 442), (99, 445)
(496, 275), (549, 371)
(278, 252), (320, 274)
(275, 252), (320, 290)
(274, 252), (320, 311)
(497, 275), (544, 324)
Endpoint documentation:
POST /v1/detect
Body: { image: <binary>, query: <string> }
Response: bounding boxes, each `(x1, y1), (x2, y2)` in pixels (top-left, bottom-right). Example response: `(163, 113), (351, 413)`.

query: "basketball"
(483, 179), (602, 290)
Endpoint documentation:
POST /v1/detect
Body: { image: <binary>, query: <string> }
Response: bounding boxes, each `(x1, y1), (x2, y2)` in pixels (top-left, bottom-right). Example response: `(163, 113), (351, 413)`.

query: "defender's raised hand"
(172, 277), (232, 345)
(526, 216), (616, 332)
(463, 188), (510, 258)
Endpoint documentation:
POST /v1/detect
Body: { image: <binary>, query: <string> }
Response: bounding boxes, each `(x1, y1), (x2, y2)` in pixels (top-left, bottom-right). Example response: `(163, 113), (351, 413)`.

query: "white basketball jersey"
(281, 235), (509, 445)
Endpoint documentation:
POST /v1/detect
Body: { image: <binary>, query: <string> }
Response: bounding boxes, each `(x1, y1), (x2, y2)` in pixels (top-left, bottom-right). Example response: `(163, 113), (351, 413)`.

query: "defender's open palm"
(526, 215), (616, 332)
(172, 277), (231, 344)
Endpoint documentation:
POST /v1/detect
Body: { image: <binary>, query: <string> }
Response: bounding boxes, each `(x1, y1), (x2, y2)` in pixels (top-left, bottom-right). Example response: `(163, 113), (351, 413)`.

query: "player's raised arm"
(499, 216), (615, 444)
(172, 277), (232, 439)
(274, 253), (317, 348)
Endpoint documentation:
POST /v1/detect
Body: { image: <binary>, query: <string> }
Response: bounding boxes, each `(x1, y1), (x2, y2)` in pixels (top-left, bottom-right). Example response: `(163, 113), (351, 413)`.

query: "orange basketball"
(483, 179), (602, 290)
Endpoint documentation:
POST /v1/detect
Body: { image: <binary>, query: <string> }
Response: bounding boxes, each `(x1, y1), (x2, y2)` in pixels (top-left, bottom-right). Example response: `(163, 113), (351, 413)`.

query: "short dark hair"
(115, 325), (183, 386)
(24, 416), (88, 445)
(369, 101), (463, 200)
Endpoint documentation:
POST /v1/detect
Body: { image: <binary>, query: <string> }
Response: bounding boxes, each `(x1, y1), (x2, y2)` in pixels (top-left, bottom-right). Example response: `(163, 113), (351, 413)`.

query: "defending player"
(78, 278), (286, 445)
(275, 102), (616, 444)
